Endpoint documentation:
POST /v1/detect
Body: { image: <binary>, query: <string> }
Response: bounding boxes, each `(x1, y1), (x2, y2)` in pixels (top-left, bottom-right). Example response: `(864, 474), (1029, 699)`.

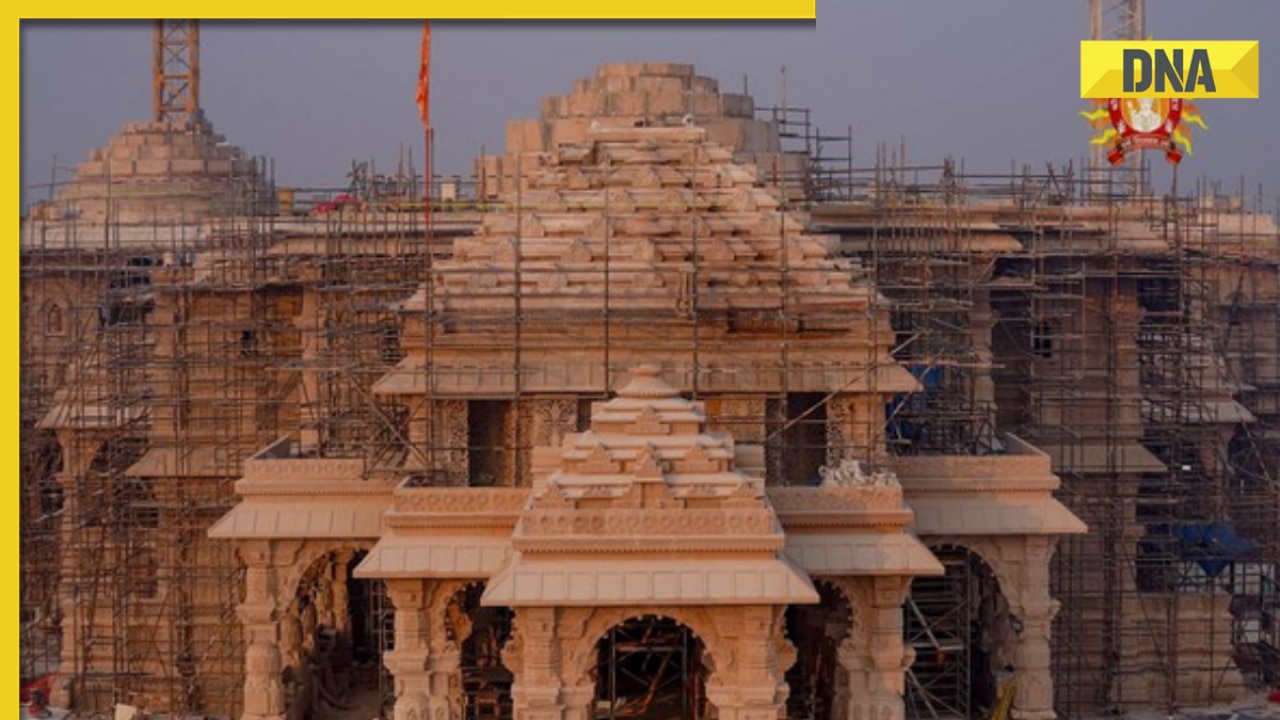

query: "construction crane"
(1089, 0), (1143, 42)
(1087, 0), (1145, 196)
(153, 20), (201, 125)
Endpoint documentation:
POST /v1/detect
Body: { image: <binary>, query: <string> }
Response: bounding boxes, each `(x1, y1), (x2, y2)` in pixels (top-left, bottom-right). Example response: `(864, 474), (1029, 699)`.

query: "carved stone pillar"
(437, 400), (469, 486)
(1009, 537), (1060, 720)
(279, 607), (305, 720)
(406, 397), (428, 471)
(385, 579), (432, 720)
(314, 564), (335, 629)
(835, 577), (912, 720)
(833, 637), (866, 720)
(705, 606), (789, 720)
(706, 397), (767, 444)
(865, 577), (912, 720)
(559, 685), (595, 720)
(295, 293), (320, 453)
(555, 608), (594, 720)
(510, 607), (564, 720)
(427, 582), (469, 720)
(239, 541), (286, 720)
(427, 651), (461, 720)
(331, 548), (353, 636)
(826, 394), (856, 467)
(519, 398), (579, 487)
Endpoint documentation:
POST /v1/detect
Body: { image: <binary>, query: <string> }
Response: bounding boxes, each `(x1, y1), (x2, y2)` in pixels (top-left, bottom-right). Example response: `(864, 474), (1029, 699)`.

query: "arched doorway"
(592, 616), (709, 720)
(448, 583), (514, 720)
(282, 548), (392, 720)
(785, 581), (852, 720)
(905, 546), (1012, 720)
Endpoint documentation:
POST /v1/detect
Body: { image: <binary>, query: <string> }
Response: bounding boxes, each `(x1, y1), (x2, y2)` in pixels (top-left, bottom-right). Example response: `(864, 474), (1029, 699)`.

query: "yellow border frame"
(22, 2), (817, 20)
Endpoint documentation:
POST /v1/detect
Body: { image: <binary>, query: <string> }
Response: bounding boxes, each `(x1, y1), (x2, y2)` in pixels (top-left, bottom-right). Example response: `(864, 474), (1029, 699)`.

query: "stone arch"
(281, 539), (375, 604)
(588, 613), (712, 720)
(566, 607), (724, 691)
(423, 580), (470, 655)
(934, 537), (1020, 609)
(442, 581), (514, 720)
(279, 541), (386, 720)
(784, 579), (855, 720)
(905, 541), (1013, 720)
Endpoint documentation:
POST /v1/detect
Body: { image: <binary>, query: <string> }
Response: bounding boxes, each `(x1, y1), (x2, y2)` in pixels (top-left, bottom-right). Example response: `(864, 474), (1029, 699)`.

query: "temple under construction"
(19, 31), (1280, 720)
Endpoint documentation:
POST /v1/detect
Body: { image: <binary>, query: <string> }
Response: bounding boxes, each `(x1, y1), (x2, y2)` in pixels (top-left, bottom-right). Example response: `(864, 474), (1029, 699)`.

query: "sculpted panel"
(395, 487), (530, 514)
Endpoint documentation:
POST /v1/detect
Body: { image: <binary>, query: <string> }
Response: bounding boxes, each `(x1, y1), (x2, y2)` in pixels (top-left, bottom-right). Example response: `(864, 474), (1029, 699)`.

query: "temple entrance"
(785, 581), (852, 720)
(905, 546), (1012, 720)
(593, 616), (708, 720)
(283, 549), (392, 720)
(450, 583), (514, 720)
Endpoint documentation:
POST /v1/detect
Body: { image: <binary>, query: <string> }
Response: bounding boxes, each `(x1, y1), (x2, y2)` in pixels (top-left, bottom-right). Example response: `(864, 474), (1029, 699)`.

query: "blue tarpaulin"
(1145, 523), (1254, 577)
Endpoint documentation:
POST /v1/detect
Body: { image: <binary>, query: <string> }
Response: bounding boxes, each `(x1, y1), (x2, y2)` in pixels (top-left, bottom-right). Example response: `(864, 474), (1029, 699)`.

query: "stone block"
(690, 94), (723, 117)
(171, 158), (208, 175)
(76, 161), (105, 178)
(506, 119), (542, 154)
(647, 62), (694, 78)
(705, 122), (745, 151)
(144, 130), (181, 146)
(134, 159), (171, 176)
(576, 78), (606, 96)
(635, 75), (686, 94)
(598, 75), (627, 93)
(741, 121), (776, 153)
(607, 91), (646, 116)
(691, 76), (718, 94)
(722, 93), (754, 118)
(168, 145), (204, 161)
(205, 159), (233, 175)
(646, 90), (689, 116)
(548, 120), (590, 149)
(140, 145), (176, 161)
(565, 92), (605, 118)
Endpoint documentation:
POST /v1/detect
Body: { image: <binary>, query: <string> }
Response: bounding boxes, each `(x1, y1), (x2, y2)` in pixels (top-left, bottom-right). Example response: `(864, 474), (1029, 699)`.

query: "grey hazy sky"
(19, 3), (1280, 208)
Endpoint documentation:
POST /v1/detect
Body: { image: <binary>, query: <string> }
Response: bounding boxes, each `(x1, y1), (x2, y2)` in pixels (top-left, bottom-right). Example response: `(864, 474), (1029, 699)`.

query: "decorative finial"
(616, 364), (680, 399)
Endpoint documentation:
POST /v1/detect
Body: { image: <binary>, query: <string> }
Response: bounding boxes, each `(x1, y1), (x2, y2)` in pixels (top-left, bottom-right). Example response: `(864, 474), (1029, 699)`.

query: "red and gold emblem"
(1082, 97), (1207, 165)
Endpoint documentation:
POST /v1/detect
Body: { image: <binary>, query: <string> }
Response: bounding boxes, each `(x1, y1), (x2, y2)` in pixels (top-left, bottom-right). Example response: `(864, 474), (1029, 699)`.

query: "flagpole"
(424, 126), (433, 243)
(419, 19), (432, 245)
(419, 19), (435, 477)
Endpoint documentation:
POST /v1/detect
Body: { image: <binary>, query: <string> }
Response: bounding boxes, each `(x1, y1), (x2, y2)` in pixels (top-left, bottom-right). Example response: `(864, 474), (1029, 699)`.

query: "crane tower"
(153, 20), (201, 125)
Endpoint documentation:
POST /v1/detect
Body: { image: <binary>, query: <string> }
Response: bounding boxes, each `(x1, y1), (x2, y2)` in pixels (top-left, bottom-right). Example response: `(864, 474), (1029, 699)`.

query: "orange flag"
(415, 20), (431, 127)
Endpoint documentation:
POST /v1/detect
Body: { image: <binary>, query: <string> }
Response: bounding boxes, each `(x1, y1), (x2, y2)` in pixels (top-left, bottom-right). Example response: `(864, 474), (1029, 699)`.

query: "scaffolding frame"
(789, 130), (1280, 717)
(19, 149), (276, 717)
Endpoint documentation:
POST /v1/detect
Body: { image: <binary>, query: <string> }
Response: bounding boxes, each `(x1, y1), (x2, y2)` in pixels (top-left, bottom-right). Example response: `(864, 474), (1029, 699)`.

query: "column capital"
(238, 602), (279, 626)
(386, 578), (429, 610)
(385, 648), (431, 675)
(869, 575), (913, 607)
